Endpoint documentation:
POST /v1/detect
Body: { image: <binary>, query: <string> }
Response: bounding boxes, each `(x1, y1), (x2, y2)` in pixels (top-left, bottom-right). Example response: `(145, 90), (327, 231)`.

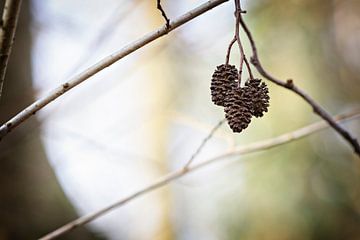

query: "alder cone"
(224, 88), (253, 133)
(210, 64), (238, 106)
(244, 78), (270, 117)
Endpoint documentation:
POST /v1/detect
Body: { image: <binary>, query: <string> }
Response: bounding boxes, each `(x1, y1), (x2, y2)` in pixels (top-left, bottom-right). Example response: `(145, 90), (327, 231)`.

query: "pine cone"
(224, 88), (253, 133)
(210, 64), (238, 106)
(244, 78), (270, 118)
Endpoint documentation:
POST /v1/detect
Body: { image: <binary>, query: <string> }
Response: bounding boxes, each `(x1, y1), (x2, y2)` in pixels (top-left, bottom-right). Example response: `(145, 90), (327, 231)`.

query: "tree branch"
(39, 108), (360, 240)
(183, 118), (225, 169)
(233, 0), (252, 82)
(238, 10), (360, 156)
(0, 0), (229, 141)
(0, 0), (22, 101)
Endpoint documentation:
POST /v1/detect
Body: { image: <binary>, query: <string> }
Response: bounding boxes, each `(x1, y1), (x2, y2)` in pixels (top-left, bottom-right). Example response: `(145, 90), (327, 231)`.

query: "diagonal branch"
(238, 11), (360, 156)
(0, 0), (22, 101)
(183, 118), (225, 169)
(39, 108), (360, 240)
(0, 0), (229, 141)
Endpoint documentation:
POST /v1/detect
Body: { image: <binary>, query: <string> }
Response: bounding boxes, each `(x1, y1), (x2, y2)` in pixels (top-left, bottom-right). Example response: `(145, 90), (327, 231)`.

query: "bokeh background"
(0, 0), (360, 239)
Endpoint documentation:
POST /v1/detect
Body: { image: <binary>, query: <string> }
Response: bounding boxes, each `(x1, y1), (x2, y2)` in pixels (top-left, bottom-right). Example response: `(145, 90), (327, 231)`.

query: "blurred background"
(0, 0), (360, 239)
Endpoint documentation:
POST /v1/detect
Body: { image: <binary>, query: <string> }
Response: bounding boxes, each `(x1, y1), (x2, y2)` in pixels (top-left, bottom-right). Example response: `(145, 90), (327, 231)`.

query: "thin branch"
(0, 0), (22, 101)
(39, 108), (360, 240)
(157, 0), (170, 29)
(0, 0), (229, 141)
(183, 118), (226, 169)
(234, 0), (244, 84)
(66, 0), (141, 76)
(233, 0), (253, 83)
(225, 36), (236, 65)
(238, 9), (360, 156)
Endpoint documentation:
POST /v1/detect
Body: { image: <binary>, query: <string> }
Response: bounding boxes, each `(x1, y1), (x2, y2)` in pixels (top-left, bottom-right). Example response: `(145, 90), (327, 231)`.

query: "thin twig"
(39, 109), (360, 240)
(234, 0), (244, 84)
(66, 0), (141, 76)
(183, 118), (226, 169)
(243, 55), (253, 80)
(233, 0), (253, 83)
(157, 0), (170, 29)
(0, 0), (229, 141)
(238, 7), (360, 156)
(225, 36), (236, 65)
(0, 0), (22, 101)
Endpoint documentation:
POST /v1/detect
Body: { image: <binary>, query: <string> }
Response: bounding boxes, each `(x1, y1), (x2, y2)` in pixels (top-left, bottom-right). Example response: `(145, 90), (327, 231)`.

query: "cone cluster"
(210, 64), (270, 133)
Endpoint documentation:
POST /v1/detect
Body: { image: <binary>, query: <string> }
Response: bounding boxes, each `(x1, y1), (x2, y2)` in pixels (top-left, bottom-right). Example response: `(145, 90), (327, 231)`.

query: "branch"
(233, 0), (252, 82)
(0, 0), (22, 101)
(157, 0), (170, 29)
(238, 10), (360, 156)
(0, 0), (229, 141)
(39, 108), (360, 240)
(183, 118), (225, 169)
(225, 36), (236, 65)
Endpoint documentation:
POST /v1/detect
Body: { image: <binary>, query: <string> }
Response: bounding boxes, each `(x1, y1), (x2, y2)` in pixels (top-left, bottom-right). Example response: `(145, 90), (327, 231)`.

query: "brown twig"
(238, 6), (360, 156)
(225, 36), (236, 65)
(0, 0), (22, 101)
(233, 0), (253, 84)
(183, 118), (226, 169)
(0, 0), (229, 141)
(157, 0), (170, 29)
(39, 109), (360, 240)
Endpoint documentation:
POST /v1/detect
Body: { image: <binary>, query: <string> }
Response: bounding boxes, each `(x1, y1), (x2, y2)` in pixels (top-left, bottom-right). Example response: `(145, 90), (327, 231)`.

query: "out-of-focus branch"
(0, 0), (229, 141)
(157, 0), (170, 28)
(0, 0), (22, 101)
(39, 108), (360, 240)
(183, 118), (225, 169)
(238, 8), (360, 156)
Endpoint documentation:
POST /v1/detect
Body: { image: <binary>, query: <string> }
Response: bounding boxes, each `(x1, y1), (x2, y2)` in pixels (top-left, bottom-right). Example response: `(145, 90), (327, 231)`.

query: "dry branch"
(238, 12), (360, 156)
(0, 0), (22, 100)
(0, 0), (229, 141)
(39, 109), (360, 240)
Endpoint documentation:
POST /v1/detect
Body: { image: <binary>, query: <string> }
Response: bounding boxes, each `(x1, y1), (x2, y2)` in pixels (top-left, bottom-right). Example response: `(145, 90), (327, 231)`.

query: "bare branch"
(0, 0), (229, 141)
(238, 8), (360, 156)
(157, 0), (170, 29)
(183, 118), (225, 169)
(0, 0), (22, 101)
(39, 109), (360, 240)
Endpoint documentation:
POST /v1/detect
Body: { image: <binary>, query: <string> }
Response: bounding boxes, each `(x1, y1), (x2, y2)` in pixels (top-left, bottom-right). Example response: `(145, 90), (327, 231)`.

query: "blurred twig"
(66, 0), (141, 77)
(238, 4), (360, 156)
(0, 0), (22, 101)
(0, 0), (229, 141)
(39, 108), (360, 240)
(157, 0), (170, 29)
(183, 118), (226, 169)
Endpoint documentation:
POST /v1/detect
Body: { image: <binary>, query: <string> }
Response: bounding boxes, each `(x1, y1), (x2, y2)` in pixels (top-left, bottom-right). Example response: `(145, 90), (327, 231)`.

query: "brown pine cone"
(244, 78), (270, 118)
(224, 88), (253, 133)
(210, 64), (238, 106)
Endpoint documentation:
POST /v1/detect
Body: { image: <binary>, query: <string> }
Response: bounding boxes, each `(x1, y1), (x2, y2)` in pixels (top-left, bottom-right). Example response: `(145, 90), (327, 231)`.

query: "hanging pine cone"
(210, 64), (238, 106)
(224, 88), (253, 133)
(244, 78), (270, 118)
